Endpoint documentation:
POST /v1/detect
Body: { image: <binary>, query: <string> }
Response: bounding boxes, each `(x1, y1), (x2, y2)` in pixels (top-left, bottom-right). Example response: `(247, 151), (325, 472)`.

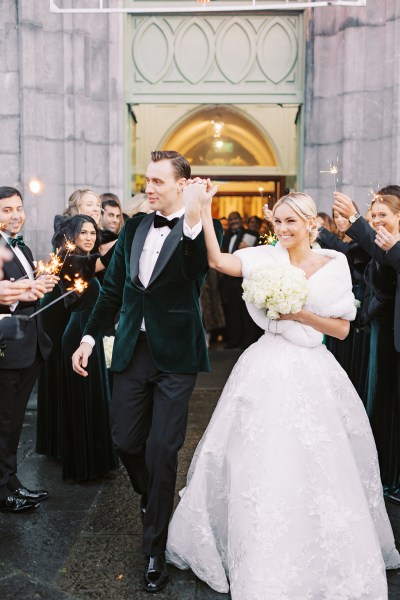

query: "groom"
(72, 151), (222, 592)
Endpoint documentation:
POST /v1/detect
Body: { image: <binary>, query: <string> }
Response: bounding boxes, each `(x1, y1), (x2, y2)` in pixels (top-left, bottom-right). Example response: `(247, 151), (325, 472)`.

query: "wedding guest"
(318, 203), (370, 402)
(37, 191), (116, 458)
(247, 215), (262, 234)
(123, 192), (152, 219)
(316, 211), (336, 232)
(0, 187), (57, 513)
(219, 216), (228, 232)
(38, 215), (118, 481)
(100, 193), (124, 238)
(219, 212), (262, 349)
(334, 189), (400, 505)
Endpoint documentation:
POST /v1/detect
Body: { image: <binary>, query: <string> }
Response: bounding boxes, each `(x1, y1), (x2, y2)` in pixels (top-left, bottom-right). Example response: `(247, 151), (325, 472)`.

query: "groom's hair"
(151, 150), (191, 181)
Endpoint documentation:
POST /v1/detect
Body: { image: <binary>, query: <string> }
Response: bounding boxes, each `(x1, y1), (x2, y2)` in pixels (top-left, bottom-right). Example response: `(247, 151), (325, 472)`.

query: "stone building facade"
(0, 1), (399, 256)
(304, 1), (400, 209)
(0, 0), (124, 256)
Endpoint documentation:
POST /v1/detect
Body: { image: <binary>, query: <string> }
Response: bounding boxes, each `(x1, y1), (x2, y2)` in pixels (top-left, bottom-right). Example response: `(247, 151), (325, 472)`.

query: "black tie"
(153, 215), (179, 230)
(8, 235), (25, 248)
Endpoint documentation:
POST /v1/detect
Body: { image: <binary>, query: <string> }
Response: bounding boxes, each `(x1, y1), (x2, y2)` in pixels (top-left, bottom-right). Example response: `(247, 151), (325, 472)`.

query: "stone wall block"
(20, 23), (40, 88)
(72, 34), (86, 95)
(85, 143), (109, 191)
(84, 37), (109, 101)
(0, 154), (20, 188)
(4, 20), (19, 72)
(0, 116), (20, 153)
(342, 26), (366, 94)
(39, 31), (65, 94)
(0, 72), (20, 115)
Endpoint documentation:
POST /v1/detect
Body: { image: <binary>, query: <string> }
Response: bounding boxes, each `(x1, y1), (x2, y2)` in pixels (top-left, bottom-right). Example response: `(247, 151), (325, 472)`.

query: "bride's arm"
(184, 181), (242, 277)
(280, 309), (350, 340)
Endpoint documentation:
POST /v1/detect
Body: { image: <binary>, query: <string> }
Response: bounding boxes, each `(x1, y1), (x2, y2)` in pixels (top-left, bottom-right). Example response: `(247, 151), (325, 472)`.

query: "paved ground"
(1, 348), (400, 599)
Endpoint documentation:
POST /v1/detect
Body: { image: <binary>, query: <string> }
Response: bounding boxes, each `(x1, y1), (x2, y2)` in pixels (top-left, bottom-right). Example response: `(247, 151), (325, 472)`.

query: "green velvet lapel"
(148, 215), (184, 287)
(129, 213), (185, 288)
(129, 213), (154, 284)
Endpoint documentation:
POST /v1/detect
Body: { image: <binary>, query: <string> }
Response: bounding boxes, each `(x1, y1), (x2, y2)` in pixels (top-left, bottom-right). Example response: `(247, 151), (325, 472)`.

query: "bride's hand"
(279, 309), (304, 321)
(184, 179), (218, 212)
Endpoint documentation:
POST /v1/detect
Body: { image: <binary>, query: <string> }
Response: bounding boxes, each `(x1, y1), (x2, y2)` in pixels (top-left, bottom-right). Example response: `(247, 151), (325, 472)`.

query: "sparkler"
(15, 249), (63, 281)
(29, 276), (88, 318)
(320, 158), (339, 193)
(59, 237), (77, 271)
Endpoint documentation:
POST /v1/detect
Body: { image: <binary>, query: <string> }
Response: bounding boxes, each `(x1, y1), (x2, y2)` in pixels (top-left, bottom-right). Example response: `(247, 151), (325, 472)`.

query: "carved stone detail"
(129, 14), (304, 102)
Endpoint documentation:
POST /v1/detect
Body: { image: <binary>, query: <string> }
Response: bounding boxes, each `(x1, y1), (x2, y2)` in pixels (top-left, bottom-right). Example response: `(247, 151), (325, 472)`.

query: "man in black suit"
(72, 151), (223, 592)
(219, 211), (261, 349)
(0, 187), (57, 514)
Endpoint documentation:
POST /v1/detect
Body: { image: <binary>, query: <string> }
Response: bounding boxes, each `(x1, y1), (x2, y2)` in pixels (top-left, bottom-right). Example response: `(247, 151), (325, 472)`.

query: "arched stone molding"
(159, 105), (282, 169)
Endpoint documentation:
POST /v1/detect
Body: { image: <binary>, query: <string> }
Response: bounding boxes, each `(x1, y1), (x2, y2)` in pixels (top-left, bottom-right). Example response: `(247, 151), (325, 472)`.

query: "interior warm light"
(215, 140), (224, 149)
(211, 119), (224, 138)
(29, 179), (44, 195)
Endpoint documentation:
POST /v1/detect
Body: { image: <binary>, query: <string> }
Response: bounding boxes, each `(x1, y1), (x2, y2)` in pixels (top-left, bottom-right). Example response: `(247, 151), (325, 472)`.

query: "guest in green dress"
(37, 215), (118, 481)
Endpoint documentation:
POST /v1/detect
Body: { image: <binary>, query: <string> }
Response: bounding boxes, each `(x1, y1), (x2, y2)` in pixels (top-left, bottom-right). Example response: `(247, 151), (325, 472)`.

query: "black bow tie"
(153, 214), (180, 230)
(8, 235), (25, 248)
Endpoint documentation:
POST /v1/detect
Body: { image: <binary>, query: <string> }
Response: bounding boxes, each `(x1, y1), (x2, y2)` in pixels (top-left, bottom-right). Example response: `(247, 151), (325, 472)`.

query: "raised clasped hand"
(333, 192), (356, 219)
(184, 178), (218, 211)
(374, 224), (398, 252)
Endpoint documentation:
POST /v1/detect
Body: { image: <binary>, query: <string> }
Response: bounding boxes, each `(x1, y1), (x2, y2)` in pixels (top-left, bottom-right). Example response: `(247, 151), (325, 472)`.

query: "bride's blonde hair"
(273, 192), (318, 243)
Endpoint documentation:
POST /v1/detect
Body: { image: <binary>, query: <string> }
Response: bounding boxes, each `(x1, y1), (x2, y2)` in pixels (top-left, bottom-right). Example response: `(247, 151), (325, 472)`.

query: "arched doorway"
(160, 105), (287, 221)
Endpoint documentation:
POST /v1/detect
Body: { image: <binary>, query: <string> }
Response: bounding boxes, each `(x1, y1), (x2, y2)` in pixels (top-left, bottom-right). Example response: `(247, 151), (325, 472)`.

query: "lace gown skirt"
(166, 332), (400, 600)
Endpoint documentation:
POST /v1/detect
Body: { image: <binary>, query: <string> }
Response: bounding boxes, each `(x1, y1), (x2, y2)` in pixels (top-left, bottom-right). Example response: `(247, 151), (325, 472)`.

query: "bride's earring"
(307, 226), (312, 232)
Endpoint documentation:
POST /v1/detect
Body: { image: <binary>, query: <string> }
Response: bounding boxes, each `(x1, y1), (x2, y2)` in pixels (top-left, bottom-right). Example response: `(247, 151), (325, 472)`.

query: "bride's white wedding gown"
(166, 243), (400, 600)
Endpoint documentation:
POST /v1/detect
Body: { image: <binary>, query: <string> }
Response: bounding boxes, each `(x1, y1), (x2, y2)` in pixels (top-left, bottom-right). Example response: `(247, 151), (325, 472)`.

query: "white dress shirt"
(82, 210), (202, 347)
(0, 230), (34, 312)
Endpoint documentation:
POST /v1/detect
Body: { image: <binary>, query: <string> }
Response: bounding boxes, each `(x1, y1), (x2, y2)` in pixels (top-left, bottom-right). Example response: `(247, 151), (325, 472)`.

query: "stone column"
(304, 1), (400, 213)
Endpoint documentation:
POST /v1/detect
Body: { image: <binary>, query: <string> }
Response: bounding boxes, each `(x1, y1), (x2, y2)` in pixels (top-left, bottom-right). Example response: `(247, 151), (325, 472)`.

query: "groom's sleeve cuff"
(81, 334), (95, 348)
(183, 220), (202, 239)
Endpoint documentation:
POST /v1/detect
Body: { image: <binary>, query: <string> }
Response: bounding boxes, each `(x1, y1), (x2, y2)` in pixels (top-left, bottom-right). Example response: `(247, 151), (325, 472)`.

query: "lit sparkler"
(320, 158), (340, 193)
(29, 276), (88, 318)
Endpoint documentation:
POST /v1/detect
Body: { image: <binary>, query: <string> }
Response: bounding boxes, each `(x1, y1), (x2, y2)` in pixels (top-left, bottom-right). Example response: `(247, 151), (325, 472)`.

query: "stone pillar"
(304, 1), (400, 213)
(0, 0), (124, 258)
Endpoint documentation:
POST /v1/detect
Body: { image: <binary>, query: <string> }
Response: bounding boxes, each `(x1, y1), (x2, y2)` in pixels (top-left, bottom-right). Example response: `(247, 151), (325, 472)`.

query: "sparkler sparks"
(320, 158), (340, 193)
(29, 276), (89, 318)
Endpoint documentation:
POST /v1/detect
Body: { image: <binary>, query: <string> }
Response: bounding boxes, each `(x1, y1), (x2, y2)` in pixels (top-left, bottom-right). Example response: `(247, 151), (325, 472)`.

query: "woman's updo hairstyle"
(63, 189), (101, 217)
(273, 192), (318, 243)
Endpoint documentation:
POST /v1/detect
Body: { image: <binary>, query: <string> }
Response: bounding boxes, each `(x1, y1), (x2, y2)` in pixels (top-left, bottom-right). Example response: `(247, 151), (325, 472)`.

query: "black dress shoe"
(386, 492), (400, 506)
(143, 554), (168, 593)
(13, 486), (49, 502)
(0, 494), (40, 514)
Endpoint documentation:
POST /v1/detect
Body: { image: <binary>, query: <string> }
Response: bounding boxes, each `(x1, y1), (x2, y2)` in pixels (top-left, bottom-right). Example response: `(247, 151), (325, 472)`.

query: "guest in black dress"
(318, 203), (370, 402)
(37, 216), (118, 481)
(333, 190), (400, 504)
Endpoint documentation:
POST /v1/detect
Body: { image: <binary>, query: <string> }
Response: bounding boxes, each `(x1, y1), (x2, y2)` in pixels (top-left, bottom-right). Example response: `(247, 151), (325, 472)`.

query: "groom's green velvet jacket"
(84, 212), (223, 373)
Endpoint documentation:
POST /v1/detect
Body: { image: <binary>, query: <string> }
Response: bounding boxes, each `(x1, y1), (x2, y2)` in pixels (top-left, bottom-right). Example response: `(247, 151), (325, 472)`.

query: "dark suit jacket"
(0, 244), (52, 368)
(84, 213), (223, 373)
(346, 216), (400, 351)
(221, 227), (258, 254)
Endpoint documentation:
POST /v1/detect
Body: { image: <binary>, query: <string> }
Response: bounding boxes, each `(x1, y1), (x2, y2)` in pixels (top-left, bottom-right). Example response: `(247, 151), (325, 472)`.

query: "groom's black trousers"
(111, 333), (197, 556)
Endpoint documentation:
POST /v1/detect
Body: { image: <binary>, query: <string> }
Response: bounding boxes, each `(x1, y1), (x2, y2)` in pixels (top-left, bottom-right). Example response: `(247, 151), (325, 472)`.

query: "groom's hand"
(72, 342), (93, 377)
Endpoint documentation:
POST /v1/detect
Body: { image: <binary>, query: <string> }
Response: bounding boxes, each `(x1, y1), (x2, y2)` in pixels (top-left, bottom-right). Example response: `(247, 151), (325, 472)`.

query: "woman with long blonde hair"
(166, 186), (400, 599)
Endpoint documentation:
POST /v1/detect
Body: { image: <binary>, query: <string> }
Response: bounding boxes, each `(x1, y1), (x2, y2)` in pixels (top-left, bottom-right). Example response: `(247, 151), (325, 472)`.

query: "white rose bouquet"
(103, 335), (115, 369)
(242, 263), (309, 320)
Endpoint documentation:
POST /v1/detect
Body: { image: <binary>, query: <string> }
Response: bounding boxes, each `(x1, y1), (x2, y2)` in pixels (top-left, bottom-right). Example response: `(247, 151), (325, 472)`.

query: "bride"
(166, 184), (400, 599)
